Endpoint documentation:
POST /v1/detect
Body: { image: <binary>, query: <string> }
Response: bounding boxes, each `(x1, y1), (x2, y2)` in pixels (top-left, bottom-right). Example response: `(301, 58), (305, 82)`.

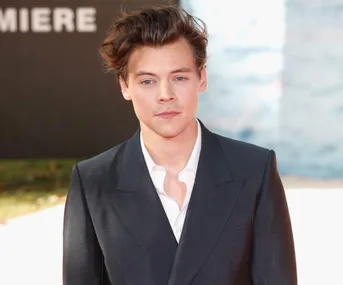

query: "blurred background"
(0, 0), (342, 284)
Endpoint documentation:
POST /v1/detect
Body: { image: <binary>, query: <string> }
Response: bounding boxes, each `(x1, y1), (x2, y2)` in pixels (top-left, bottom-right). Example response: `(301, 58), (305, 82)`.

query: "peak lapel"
(167, 124), (244, 285)
(107, 130), (178, 285)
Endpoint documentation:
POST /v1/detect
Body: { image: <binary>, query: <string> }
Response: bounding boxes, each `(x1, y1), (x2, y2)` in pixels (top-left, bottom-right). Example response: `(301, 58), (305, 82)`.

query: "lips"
(156, 111), (180, 119)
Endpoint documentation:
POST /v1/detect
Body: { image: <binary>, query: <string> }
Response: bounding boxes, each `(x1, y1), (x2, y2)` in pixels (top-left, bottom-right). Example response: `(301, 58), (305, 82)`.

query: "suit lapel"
(107, 130), (178, 285)
(167, 123), (244, 285)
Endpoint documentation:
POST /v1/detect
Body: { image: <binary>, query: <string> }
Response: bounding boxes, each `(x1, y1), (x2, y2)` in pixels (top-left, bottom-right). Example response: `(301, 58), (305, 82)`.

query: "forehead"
(127, 38), (197, 75)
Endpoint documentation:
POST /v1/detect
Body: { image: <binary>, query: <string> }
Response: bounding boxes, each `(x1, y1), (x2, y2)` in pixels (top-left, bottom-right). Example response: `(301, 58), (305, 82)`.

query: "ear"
(119, 76), (131, 101)
(199, 67), (208, 92)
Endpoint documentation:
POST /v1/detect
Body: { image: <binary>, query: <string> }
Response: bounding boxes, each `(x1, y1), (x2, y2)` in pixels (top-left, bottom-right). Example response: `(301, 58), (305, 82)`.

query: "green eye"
(175, 77), (187, 81)
(141, 80), (154, 85)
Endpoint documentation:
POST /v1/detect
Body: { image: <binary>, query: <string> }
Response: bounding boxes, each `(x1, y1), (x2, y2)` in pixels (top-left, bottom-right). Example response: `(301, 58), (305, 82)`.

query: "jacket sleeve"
(251, 150), (297, 285)
(63, 164), (105, 285)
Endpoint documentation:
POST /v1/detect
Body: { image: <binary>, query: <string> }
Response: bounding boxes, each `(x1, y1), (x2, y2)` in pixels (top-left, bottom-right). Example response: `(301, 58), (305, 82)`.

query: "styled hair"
(99, 5), (208, 82)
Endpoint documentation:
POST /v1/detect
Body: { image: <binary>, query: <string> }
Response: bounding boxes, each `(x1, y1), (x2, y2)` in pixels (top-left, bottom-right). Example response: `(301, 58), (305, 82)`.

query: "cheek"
(131, 90), (154, 113)
(177, 86), (198, 109)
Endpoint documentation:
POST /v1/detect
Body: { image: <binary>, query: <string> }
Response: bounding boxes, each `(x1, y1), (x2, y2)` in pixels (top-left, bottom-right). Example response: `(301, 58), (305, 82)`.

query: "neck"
(141, 119), (198, 174)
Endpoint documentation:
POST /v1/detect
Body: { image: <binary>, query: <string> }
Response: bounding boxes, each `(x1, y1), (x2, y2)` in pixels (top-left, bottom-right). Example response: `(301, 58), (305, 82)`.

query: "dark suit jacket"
(63, 121), (297, 285)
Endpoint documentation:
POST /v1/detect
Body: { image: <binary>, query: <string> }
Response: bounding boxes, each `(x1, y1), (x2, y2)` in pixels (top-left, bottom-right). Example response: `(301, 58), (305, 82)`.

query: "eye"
(174, 76), (188, 81)
(141, 79), (154, 85)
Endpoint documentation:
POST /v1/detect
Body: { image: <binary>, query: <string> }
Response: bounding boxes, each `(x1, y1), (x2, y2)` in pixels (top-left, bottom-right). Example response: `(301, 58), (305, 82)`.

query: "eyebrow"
(134, 67), (193, 78)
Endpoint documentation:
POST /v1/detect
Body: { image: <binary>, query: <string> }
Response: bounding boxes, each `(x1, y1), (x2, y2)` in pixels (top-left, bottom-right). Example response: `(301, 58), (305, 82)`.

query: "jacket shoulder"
(214, 133), (272, 179)
(216, 133), (270, 156)
(75, 142), (126, 180)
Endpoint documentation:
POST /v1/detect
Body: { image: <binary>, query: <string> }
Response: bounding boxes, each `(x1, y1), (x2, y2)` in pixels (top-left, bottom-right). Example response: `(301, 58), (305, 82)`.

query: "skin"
(119, 37), (207, 207)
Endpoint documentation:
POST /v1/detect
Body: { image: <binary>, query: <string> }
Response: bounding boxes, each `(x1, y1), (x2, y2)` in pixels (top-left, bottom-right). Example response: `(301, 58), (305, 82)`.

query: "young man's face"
(119, 37), (207, 139)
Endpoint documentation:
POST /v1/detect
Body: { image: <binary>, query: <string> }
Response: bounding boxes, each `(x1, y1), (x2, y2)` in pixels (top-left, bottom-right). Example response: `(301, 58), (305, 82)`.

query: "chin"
(142, 117), (194, 139)
(153, 123), (186, 139)
(155, 128), (182, 139)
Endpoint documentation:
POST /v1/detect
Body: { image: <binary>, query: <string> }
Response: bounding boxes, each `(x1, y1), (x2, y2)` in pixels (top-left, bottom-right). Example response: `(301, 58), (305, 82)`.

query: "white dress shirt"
(140, 120), (202, 242)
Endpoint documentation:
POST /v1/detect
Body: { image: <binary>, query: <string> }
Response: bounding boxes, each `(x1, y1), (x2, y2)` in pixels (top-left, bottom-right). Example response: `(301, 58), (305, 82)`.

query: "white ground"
(0, 188), (342, 285)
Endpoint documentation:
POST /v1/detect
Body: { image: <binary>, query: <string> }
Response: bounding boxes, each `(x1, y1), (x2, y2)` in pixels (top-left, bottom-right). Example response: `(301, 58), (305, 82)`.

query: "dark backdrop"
(0, 0), (178, 158)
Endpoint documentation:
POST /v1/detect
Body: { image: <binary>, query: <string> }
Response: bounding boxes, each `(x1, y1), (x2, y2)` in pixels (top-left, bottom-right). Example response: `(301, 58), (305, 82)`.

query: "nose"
(157, 82), (176, 103)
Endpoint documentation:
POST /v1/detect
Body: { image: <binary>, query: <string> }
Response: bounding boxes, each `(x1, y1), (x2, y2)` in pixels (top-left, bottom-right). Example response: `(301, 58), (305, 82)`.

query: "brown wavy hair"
(99, 5), (208, 84)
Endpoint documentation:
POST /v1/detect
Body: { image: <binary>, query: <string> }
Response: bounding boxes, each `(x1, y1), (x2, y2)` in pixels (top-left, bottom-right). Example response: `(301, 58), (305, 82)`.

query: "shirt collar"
(140, 119), (202, 173)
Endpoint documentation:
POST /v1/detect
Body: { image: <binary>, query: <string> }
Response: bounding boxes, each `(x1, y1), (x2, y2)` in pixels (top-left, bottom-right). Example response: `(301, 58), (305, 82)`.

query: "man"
(63, 5), (297, 285)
